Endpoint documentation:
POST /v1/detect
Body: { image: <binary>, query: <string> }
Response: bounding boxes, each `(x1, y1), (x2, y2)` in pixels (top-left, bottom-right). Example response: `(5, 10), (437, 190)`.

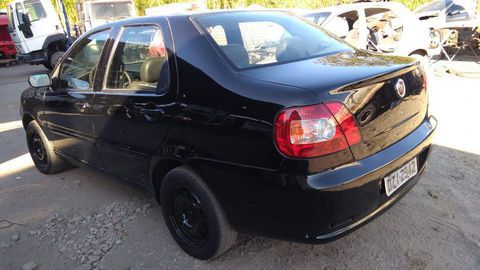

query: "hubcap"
(170, 188), (208, 247)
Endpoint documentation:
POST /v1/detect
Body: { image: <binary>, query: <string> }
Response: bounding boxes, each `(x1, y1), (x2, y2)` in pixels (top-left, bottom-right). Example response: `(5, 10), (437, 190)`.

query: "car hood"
(239, 50), (416, 100)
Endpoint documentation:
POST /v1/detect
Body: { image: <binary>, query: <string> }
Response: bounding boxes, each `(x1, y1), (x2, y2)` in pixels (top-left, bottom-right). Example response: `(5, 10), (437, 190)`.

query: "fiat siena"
(20, 11), (436, 259)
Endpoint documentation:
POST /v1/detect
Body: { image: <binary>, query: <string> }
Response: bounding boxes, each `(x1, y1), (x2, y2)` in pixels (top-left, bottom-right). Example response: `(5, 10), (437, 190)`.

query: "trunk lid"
(240, 51), (428, 160)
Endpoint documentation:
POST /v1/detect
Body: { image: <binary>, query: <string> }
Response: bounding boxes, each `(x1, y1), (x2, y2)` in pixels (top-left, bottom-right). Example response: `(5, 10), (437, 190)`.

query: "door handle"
(75, 103), (90, 112)
(140, 107), (164, 122)
(140, 108), (165, 114)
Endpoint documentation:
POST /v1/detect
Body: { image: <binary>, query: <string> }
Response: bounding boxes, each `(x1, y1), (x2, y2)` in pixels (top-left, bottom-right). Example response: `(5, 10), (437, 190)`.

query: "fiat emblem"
(394, 79), (406, 98)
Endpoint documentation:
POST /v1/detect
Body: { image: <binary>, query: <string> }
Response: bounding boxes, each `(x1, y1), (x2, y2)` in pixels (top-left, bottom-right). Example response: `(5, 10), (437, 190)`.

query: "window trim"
(100, 23), (170, 96)
(55, 28), (113, 93)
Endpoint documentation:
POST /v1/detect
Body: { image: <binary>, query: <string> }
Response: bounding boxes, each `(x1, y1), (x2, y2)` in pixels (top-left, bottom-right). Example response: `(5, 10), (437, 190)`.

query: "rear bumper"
(197, 115), (437, 243)
(0, 43), (16, 59)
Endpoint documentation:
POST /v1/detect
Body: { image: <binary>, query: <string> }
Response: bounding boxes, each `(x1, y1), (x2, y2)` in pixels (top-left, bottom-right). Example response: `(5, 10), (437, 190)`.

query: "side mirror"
(28, 74), (51, 88)
(21, 13), (31, 26)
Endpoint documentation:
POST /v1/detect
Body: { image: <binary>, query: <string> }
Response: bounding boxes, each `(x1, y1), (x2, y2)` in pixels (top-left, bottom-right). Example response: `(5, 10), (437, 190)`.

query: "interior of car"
(365, 8), (403, 53)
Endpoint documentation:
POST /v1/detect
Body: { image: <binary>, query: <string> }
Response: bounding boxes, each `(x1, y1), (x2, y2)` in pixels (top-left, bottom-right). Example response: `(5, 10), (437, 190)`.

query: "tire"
(50, 51), (64, 69)
(43, 62), (53, 70)
(160, 166), (237, 260)
(26, 121), (68, 174)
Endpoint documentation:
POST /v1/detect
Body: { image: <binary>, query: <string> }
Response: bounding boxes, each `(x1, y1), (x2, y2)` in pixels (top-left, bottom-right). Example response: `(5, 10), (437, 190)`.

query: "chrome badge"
(395, 79), (406, 98)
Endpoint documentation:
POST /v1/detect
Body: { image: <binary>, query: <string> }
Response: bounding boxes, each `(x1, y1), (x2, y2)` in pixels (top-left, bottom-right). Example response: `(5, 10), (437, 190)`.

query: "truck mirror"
(22, 13), (31, 26)
(28, 74), (52, 88)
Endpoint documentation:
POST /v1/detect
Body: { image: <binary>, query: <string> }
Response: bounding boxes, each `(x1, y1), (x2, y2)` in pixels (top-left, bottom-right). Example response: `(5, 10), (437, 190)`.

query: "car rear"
(243, 56), (436, 241)
(193, 10), (436, 242)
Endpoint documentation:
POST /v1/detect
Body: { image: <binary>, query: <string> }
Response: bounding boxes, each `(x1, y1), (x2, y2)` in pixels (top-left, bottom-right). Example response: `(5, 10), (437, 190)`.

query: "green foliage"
(0, 0), (433, 23)
(0, 0), (10, 10)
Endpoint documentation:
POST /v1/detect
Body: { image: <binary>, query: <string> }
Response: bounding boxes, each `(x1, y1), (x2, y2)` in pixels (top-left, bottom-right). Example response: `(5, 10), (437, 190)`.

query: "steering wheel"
(122, 71), (132, 88)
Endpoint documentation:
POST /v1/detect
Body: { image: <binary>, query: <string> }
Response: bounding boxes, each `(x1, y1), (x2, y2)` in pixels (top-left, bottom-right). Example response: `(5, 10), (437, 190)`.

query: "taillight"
(274, 101), (361, 158)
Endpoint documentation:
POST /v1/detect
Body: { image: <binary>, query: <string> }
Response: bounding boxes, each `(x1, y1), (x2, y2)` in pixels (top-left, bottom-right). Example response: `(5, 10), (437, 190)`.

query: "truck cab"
(77, 0), (136, 32)
(7, 0), (67, 69)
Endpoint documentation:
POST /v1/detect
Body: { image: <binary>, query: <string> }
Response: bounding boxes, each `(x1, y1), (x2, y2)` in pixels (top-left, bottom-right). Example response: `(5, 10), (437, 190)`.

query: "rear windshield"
(194, 11), (351, 69)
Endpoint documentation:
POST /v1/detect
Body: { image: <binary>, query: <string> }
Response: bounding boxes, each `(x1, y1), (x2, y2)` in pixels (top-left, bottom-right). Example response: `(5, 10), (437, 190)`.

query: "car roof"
(87, 9), (295, 32)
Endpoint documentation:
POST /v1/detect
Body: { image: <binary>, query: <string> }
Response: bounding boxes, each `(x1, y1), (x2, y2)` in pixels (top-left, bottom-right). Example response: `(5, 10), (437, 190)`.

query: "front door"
(91, 21), (177, 182)
(43, 28), (112, 167)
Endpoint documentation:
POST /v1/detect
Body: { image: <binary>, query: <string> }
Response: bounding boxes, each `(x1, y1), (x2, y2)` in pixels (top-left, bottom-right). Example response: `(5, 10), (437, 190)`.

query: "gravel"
(31, 198), (152, 268)
(11, 234), (20, 242)
(22, 262), (37, 270)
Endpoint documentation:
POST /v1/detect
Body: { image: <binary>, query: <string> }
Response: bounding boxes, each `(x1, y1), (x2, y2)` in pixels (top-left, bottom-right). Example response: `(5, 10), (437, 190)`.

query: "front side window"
(24, 0), (46, 22)
(196, 11), (351, 69)
(324, 11), (360, 47)
(15, 3), (24, 24)
(58, 29), (111, 90)
(105, 25), (168, 92)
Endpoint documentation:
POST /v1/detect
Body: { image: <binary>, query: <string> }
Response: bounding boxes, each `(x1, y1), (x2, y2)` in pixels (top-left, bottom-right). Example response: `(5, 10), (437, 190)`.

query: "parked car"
(21, 10), (436, 259)
(414, 0), (479, 28)
(0, 11), (17, 63)
(303, 2), (439, 57)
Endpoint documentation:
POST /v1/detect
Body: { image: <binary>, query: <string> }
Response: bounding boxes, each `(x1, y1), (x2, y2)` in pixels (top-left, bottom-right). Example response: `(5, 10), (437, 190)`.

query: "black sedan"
(20, 10), (436, 259)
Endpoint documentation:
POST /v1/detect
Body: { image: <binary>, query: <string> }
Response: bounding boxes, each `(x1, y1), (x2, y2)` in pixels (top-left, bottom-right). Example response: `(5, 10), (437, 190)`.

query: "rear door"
(91, 19), (177, 182)
(43, 28), (112, 167)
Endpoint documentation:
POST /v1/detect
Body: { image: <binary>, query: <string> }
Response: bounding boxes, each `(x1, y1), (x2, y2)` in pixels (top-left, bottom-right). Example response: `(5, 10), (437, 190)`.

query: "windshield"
(415, 0), (452, 13)
(7, 6), (15, 29)
(24, 0), (46, 22)
(304, 12), (331, 25)
(195, 11), (351, 69)
(91, 2), (133, 19)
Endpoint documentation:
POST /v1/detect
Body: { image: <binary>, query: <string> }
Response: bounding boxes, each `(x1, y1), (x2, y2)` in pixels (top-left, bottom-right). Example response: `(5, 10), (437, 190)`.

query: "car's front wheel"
(26, 121), (68, 174)
(160, 166), (237, 260)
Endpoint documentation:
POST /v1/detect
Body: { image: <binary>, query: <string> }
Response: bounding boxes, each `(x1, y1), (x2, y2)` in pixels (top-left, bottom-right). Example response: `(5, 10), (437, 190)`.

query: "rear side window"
(58, 29), (111, 90)
(105, 25), (169, 93)
(195, 11), (351, 69)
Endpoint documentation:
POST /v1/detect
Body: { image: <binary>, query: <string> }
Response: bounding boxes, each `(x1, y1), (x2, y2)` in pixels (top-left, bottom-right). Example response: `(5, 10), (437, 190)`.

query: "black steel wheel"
(160, 166), (237, 260)
(26, 121), (68, 174)
(30, 131), (48, 170)
(170, 187), (209, 247)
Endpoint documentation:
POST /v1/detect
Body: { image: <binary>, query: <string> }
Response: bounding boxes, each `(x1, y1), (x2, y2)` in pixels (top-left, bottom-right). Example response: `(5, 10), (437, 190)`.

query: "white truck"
(7, 0), (67, 69)
(76, 0), (136, 33)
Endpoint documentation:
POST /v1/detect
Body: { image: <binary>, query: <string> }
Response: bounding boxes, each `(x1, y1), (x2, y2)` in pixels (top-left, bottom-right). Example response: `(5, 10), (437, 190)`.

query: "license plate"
(384, 158), (418, 196)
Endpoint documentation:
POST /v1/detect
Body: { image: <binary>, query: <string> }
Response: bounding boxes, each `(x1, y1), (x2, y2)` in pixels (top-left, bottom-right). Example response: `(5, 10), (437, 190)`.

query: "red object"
(274, 101), (361, 158)
(0, 14), (17, 59)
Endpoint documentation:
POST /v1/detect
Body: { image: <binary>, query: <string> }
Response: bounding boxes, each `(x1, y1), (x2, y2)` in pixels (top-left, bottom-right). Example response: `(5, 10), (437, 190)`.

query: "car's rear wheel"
(160, 166), (237, 260)
(26, 121), (68, 174)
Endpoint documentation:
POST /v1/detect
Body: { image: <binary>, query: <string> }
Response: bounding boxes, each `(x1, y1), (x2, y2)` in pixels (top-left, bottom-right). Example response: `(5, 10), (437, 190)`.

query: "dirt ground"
(0, 60), (479, 270)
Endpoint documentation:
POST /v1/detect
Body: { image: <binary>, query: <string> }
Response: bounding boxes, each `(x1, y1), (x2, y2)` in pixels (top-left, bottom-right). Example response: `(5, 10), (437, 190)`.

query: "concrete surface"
(0, 62), (479, 270)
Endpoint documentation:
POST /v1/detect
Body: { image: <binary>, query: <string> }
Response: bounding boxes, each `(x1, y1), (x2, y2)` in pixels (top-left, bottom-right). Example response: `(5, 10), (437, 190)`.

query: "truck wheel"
(26, 121), (68, 174)
(160, 166), (237, 260)
(43, 62), (53, 70)
(50, 51), (65, 69)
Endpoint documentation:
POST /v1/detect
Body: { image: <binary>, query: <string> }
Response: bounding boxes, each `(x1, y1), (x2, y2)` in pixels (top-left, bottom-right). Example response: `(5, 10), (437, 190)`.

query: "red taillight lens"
(274, 101), (361, 158)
